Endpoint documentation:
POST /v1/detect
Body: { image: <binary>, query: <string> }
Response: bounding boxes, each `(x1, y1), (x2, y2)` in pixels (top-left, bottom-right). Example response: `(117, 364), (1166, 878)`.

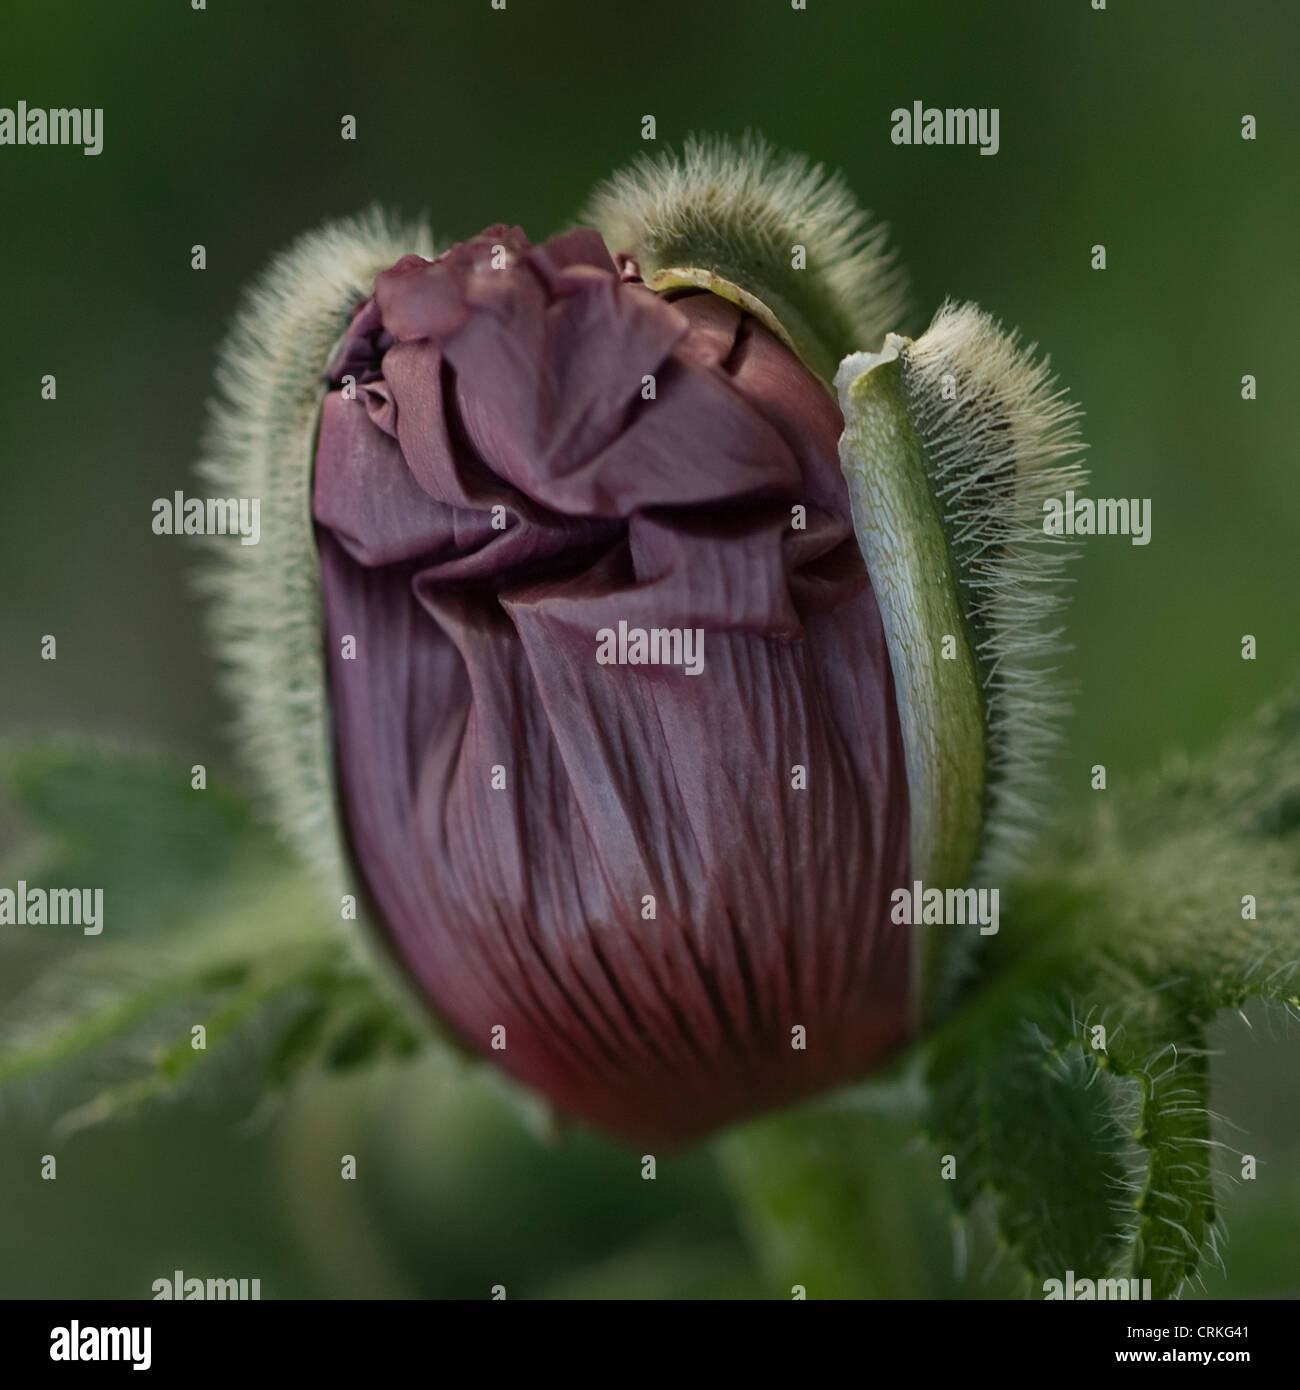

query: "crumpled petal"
(312, 225), (911, 1146)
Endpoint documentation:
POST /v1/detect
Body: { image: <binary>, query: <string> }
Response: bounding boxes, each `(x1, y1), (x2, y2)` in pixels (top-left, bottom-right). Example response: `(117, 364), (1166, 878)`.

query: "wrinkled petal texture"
(313, 225), (911, 1146)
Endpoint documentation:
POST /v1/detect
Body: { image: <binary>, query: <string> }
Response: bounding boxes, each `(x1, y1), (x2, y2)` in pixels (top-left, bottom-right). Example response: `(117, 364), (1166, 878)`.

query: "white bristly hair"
(196, 207), (435, 899)
(580, 132), (910, 368)
(894, 301), (1089, 882)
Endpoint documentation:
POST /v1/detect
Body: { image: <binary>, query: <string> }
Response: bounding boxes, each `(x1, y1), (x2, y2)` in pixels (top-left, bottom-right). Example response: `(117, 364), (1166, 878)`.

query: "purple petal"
(312, 227), (912, 1145)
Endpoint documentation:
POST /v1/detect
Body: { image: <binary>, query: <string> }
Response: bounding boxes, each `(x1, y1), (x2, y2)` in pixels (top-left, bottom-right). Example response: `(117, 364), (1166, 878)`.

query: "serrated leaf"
(926, 1001), (1136, 1287)
(923, 688), (1300, 1297)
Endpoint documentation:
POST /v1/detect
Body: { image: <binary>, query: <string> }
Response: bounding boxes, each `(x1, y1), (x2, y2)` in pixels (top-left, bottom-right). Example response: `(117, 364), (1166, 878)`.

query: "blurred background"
(0, 0), (1296, 1297)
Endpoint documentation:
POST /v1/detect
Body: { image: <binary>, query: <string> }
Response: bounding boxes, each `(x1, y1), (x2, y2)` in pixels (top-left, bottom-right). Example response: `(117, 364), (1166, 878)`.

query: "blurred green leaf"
(0, 740), (426, 1130)
(0, 737), (274, 936)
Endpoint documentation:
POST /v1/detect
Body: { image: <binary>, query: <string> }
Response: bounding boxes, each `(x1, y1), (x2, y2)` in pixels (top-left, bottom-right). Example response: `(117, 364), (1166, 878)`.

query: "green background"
(0, 0), (1296, 1298)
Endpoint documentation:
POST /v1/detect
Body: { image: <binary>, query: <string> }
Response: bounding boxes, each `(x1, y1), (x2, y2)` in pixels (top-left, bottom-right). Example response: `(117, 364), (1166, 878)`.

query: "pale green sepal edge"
(835, 341), (986, 1021)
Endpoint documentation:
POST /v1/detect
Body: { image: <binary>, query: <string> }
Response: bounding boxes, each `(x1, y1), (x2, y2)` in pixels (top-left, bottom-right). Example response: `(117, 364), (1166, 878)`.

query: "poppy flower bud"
(310, 224), (910, 1146)
(201, 139), (1084, 1146)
